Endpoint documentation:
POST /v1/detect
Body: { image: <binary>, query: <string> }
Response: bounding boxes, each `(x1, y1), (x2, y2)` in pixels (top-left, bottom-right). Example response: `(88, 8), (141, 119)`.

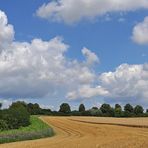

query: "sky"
(0, 0), (148, 110)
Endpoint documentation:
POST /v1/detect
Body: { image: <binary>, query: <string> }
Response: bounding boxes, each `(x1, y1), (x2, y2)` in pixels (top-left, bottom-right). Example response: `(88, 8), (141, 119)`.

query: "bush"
(81, 110), (91, 116)
(2, 106), (30, 129)
(71, 110), (82, 116)
(0, 120), (8, 131)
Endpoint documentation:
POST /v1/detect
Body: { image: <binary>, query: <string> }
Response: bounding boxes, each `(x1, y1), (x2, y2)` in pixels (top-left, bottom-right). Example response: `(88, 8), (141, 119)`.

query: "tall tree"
(124, 104), (134, 113)
(59, 103), (71, 113)
(124, 104), (134, 117)
(79, 104), (85, 112)
(114, 104), (122, 117)
(27, 103), (41, 115)
(100, 104), (114, 116)
(134, 105), (144, 115)
(115, 104), (121, 109)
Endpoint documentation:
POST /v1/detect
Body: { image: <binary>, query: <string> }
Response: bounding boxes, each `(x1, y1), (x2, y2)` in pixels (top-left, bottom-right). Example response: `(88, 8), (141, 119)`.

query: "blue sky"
(0, 0), (148, 110)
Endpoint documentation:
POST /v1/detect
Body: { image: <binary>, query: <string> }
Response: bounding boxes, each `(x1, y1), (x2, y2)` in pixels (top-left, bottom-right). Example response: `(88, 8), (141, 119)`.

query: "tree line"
(57, 103), (147, 117)
(1, 101), (148, 119)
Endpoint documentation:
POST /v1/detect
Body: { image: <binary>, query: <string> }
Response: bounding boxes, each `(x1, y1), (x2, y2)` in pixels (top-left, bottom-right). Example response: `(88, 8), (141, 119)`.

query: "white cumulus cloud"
(36, 0), (148, 24)
(67, 85), (109, 100)
(67, 63), (148, 104)
(99, 64), (148, 102)
(132, 16), (148, 45)
(0, 10), (98, 99)
(82, 47), (99, 66)
(0, 11), (14, 50)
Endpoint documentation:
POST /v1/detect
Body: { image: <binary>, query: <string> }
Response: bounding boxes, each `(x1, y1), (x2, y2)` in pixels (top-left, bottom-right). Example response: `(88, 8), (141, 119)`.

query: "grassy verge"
(0, 116), (54, 144)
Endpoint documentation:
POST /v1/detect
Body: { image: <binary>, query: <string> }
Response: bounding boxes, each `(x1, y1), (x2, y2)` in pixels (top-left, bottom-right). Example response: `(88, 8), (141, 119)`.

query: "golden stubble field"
(1, 116), (148, 148)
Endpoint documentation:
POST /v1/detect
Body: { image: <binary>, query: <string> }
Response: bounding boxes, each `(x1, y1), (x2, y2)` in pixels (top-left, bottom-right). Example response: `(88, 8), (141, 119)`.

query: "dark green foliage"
(115, 104), (121, 109)
(27, 103), (41, 115)
(100, 104), (114, 116)
(134, 105), (144, 115)
(0, 103), (2, 109)
(114, 104), (123, 117)
(124, 104), (134, 117)
(90, 108), (102, 116)
(0, 102), (30, 130)
(79, 104), (85, 112)
(2, 106), (30, 129)
(92, 107), (98, 110)
(81, 110), (91, 116)
(124, 104), (134, 113)
(39, 109), (52, 115)
(9, 101), (27, 109)
(71, 110), (82, 116)
(100, 104), (111, 114)
(59, 103), (71, 113)
(0, 120), (8, 131)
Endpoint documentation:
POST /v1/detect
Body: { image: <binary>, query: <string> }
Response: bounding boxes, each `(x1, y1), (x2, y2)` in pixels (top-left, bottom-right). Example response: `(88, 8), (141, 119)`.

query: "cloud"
(36, 0), (148, 24)
(0, 10), (97, 99)
(82, 47), (99, 66)
(0, 11), (14, 50)
(67, 63), (148, 104)
(99, 64), (148, 101)
(0, 10), (148, 105)
(67, 85), (109, 100)
(132, 16), (148, 45)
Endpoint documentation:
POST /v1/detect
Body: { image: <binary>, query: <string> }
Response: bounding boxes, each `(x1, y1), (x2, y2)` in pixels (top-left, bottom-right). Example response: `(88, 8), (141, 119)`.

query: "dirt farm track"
(2, 116), (148, 148)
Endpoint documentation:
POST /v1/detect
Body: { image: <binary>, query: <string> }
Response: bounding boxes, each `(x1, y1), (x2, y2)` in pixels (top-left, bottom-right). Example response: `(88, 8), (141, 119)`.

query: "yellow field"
(1, 116), (148, 148)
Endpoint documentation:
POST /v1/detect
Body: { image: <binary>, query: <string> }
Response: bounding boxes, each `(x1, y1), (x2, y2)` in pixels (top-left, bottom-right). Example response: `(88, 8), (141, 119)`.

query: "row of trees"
(14, 101), (146, 117)
(58, 103), (146, 117)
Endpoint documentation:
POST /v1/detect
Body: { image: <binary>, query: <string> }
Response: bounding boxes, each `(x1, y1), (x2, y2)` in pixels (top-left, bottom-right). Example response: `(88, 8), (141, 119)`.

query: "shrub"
(2, 106), (30, 129)
(71, 110), (82, 116)
(90, 109), (102, 116)
(81, 110), (91, 116)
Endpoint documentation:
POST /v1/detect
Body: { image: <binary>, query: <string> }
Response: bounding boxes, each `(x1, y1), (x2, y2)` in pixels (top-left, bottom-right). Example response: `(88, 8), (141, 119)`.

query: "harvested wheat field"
(2, 116), (148, 148)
